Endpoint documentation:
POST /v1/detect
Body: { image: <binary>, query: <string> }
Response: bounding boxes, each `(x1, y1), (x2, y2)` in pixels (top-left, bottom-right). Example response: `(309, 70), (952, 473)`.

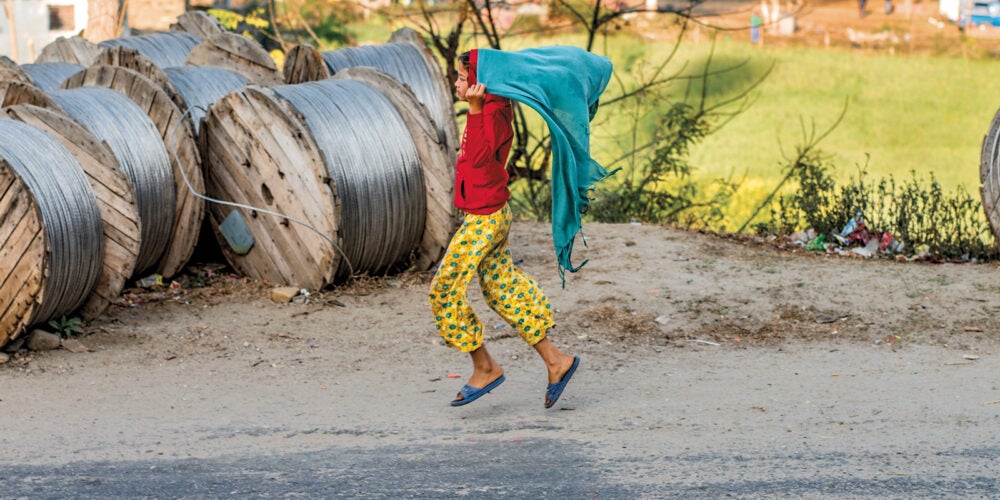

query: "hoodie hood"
(467, 49), (479, 87)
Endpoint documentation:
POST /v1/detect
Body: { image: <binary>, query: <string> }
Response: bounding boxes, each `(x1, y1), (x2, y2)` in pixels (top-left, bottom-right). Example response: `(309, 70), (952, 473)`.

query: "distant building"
(0, 0), (88, 62)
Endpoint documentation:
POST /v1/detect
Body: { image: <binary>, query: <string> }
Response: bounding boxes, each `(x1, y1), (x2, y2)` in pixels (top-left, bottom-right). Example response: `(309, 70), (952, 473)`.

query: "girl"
(428, 50), (579, 408)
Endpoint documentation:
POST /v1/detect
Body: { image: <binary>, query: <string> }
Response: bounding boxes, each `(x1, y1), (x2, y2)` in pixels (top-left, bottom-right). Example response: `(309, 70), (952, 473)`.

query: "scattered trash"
(685, 339), (719, 346)
(137, 274), (163, 288)
(963, 326), (983, 332)
(839, 211), (864, 239)
(271, 286), (299, 303)
(815, 315), (843, 324)
(804, 234), (827, 251)
(446, 373), (461, 378)
(655, 315), (670, 325)
(794, 210), (905, 259)
(963, 354), (980, 361)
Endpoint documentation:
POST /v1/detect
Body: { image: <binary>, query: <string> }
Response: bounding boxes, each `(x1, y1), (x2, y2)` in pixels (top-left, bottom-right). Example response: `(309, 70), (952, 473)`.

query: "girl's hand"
(466, 83), (486, 114)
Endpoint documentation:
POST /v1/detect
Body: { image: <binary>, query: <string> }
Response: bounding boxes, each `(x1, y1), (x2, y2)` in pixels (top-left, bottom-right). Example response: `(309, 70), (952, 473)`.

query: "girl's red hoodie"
(454, 49), (513, 215)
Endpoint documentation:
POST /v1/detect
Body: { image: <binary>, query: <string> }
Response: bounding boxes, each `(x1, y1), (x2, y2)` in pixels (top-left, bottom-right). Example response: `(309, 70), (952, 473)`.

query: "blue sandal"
(450, 375), (506, 407)
(545, 356), (580, 408)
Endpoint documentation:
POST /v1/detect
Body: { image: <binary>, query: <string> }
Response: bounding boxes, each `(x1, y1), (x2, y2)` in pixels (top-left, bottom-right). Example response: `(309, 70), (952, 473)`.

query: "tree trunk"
(85, 0), (120, 42)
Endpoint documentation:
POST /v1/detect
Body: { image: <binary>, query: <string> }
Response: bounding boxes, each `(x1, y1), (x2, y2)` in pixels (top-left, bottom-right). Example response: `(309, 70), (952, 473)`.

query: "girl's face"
(455, 64), (470, 102)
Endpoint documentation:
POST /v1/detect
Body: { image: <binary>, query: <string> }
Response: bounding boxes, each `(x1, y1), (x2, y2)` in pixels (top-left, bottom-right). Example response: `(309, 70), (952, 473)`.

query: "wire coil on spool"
(3, 104), (141, 321)
(0, 120), (103, 324)
(163, 66), (249, 133)
(21, 62), (84, 91)
(272, 79), (426, 280)
(49, 87), (176, 274)
(99, 32), (202, 68)
(320, 42), (452, 148)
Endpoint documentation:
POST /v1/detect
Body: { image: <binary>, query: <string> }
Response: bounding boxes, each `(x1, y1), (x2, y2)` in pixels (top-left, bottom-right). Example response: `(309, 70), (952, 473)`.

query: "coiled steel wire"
(49, 87), (176, 274)
(321, 43), (450, 145)
(21, 62), (84, 91)
(99, 32), (201, 68)
(272, 79), (426, 279)
(0, 120), (103, 321)
(164, 66), (248, 133)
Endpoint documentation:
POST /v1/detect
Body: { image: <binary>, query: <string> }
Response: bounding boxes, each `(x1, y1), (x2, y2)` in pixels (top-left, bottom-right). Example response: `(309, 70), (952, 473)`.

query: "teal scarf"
(476, 46), (614, 284)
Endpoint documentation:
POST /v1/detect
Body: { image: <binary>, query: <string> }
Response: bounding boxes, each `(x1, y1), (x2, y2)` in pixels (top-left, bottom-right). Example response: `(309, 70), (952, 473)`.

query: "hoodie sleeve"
(457, 96), (513, 171)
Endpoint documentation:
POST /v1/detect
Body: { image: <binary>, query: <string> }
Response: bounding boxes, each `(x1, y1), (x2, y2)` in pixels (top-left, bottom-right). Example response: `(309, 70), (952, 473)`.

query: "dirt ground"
(2, 2), (999, 492)
(0, 223), (1000, 492)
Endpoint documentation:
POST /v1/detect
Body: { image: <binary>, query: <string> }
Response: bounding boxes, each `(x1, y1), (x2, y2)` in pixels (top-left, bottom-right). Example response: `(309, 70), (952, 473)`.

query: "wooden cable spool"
(980, 107), (1000, 240)
(282, 28), (459, 164)
(333, 67), (455, 271)
(170, 11), (226, 39)
(282, 45), (330, 85)
(186, 32), (283, 86)
(0, 159), (47, 347)
(202, 86), (338, 290)
(2, 105), (141, 320)
(35, 36), (102, 65)
(389, 27), (459, 160)
(0, 81), (61, 110)
(202, 71), (454, 289)
(0, 55), (33, 84)
(61, 65), (204, 279)
(93, 47), (185, 110)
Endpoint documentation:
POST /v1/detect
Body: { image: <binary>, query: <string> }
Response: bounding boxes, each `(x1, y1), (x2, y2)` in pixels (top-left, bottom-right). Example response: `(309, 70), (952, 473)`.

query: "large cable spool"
(0, 120), (104, 347)
(21, 62), (84, 92)
(34, 36), (102, 65)
(98, 32), (202, 68)
(202, 71), (451, 289)
(3, 105), (141, 320)
(169, 11), (226, 39)
(980, 108), (1000, 239)
(202, 85), (337, 289)
(93, 46), (250, 134)
(185, 32), (283, 86)
(283, 28), (458, 161)
(60, 65), (204, 278)
(0, 55), (32, 83)
(334, 67), (456, 272)
(48, 87), (173, 276)
(0, 80), (61, 110)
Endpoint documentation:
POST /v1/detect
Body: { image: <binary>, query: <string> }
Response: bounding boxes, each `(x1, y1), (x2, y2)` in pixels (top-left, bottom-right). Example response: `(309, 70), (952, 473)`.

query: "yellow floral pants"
(429, 204), (553, 352)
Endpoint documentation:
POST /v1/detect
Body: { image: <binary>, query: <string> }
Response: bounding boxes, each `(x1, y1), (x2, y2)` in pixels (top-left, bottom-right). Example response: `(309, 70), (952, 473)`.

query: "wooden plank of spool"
(186, 32), (283, 87)
(0, 81), (63, 110)
(0, 55), (32, 84)
(35, 36), (102, 65)
(170, 11), (226, 39)
(0, 161), (48, 347)
(61, 65), (204, 279)
(3, 104), (141, 320)
(282, 44), (330, 85)
(332, 67), (457, 272)
(94, 46), (187, 112)
(201, 87), (338, 290)
(389, 27), (460, 164)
